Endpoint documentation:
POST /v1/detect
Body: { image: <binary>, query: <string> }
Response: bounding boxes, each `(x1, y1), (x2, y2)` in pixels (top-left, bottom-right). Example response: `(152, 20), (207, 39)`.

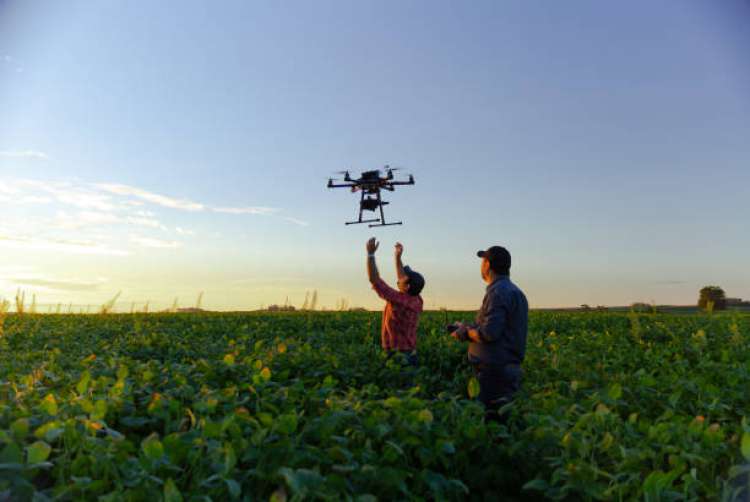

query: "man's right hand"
(449, 322), (469, 341)
(395, 242), (403, 258)
(366, 237), (379, 254)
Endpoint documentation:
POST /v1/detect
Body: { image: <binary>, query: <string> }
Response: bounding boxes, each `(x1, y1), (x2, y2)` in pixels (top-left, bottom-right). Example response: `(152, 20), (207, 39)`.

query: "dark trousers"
(386, 350), (418, 367)
(472, 362), (521, 423)
(386, 350), (418, 387)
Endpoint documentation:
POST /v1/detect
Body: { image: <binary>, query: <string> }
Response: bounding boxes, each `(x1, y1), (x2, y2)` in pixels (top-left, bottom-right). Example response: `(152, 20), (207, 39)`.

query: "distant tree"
(630, 302), (651, 313)
(698, 286), (726, 311)
(267, 304), (296, 312)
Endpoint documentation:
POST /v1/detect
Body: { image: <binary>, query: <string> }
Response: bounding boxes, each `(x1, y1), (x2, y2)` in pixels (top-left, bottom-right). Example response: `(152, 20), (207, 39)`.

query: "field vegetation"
(1, 310), (750, 500)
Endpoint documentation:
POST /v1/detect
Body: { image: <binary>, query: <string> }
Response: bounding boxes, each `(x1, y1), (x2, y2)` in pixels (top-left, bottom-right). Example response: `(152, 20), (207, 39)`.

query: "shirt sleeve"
(372, 278), (420, 310)
(372, 278), (402, 304)
(477, 290), (508, 343)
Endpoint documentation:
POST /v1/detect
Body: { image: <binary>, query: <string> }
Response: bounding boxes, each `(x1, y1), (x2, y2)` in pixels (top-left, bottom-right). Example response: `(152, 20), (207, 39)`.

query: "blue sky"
(1, 0), (749, 310)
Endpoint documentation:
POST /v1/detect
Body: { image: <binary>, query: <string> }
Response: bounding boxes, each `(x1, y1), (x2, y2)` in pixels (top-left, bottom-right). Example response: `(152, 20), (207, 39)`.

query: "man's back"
(468, 276), (528, 367)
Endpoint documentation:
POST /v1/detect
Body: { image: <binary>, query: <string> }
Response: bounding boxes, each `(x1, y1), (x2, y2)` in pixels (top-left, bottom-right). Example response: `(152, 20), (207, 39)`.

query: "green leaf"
(225, 478), (241, 499)
(117, 365), (129, 380)
(164, 478), (183, 502)
(467, 377), (480, 399)
(0, 442), (23, 464)
(418, 409), (434, 424)
(11, 418), (29, 438)
(257, 413), (274, 427)
(141, 433), (164, 460)
(91, 400), (108, 420)
(279, 467), (324, 497)
(34, 422), (64, 442)
(607, 383), (622, 400)
(741, 432), (750, 461)
(276, 414), (298, 435)
(522, 478), (549, 492)
(76, 370), (91, 394)
(27, 441), (52, 465)
(40, 394), (58, 416)
(223, 353), (235, 365)
(384, 396), (401, 408)
(223, 444), (237, 475)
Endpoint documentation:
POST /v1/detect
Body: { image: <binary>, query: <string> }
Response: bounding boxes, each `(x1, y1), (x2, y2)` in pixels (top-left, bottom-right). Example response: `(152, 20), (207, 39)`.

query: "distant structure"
(726, 297), (750, 308)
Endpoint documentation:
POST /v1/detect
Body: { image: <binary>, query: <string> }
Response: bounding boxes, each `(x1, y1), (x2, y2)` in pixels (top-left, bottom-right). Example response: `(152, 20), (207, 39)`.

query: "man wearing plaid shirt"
(366, 238), (425, 367)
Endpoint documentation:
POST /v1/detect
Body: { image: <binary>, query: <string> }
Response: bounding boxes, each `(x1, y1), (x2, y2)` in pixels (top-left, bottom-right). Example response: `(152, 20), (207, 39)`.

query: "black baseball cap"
(477, 246), (511, 274)
(403, 265), (425, 296)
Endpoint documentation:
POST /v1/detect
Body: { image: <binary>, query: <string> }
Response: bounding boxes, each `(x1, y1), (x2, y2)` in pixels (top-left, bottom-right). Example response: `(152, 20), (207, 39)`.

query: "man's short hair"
(403, 266), (425, 296)
(477, 246), (511, 275)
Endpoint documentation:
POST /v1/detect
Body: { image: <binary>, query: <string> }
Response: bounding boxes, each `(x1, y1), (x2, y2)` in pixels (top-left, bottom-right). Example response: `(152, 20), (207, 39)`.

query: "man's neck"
(485, 273), (508, 286)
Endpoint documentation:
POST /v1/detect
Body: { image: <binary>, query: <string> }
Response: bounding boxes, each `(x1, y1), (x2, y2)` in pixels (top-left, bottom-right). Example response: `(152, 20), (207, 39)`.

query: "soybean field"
(2, 311), (750, 501)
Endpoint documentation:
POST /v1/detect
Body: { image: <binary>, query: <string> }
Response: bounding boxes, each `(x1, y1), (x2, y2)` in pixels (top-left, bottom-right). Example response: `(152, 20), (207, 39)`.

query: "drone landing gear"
(344, 187), (402, 227)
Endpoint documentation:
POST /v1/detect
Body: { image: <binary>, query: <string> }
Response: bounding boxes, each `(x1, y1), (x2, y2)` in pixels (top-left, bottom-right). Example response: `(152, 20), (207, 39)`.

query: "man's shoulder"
(489, 278), (527, 305)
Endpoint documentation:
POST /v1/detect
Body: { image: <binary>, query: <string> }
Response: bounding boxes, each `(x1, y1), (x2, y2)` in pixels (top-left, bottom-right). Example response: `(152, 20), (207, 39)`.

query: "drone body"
(327, 166), (415, 227)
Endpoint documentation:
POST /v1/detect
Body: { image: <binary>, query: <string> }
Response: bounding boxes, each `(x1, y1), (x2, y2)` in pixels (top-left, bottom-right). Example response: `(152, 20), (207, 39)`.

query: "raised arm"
(394, 242), (406, 280)
(366, 237), (380, 284)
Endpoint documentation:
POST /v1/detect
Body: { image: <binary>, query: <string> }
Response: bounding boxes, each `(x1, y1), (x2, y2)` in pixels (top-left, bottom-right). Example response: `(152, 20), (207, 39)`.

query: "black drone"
(327, 166), (415, 227)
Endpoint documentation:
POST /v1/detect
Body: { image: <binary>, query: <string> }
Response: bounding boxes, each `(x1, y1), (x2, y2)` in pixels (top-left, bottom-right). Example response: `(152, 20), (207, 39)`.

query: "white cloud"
(0, 232), (129, 256)
(8, 276), (106, 292)
(1, 178), (307, 242)
(212, 206), (277, 215)
(96, 183), (204, 211)
(175, 227), (195, 236)
(130, 235), (181, 249)
(283, 217), (309, 227)
(19, 179), (117, 211)
(0, 150), (49, 160)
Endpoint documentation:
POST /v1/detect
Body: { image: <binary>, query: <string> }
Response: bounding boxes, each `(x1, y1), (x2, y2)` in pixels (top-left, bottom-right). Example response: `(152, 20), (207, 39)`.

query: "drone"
(327, 165), (415, 227)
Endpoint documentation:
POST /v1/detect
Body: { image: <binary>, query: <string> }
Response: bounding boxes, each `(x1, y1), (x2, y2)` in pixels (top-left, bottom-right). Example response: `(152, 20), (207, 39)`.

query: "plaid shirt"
(372, 278), (423, 351)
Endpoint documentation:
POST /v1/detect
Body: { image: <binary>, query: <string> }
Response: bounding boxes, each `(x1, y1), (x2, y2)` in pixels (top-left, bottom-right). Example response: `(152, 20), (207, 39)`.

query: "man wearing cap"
(366, 237), (425, 368)
(450, 245), (528, 422)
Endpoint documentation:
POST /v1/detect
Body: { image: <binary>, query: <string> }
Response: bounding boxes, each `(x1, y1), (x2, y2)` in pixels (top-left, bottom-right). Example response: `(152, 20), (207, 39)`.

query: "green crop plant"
(14, 288), (25, 315)
(0, 311), (748, 500)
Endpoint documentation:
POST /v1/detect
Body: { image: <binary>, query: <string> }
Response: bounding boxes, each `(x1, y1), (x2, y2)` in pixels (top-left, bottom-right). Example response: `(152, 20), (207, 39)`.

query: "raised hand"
(366, 237), (379, 254)
(395, 242), (403, 258)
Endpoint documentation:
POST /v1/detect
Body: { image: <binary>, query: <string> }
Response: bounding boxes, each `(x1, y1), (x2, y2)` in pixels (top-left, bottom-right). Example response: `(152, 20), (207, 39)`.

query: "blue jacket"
(468, 276), (528, 367)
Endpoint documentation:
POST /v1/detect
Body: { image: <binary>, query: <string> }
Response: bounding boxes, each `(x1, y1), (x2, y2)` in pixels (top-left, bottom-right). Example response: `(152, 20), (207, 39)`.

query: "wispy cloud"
(283, 217), (309, 227)
(54, 210), (166, 231)
(130, 235), (181, 249)
(19, 180), (117, 211)
(0, 233), (129, 256)
(96, 183), (205, 211)
(0, 150), (49, 160)
(212, 206), (278, 215)
(1, 177), (308, 253)
(1, 54), (24, 74)
(9, 277), (105, 292)
(175, 227), (195, 236)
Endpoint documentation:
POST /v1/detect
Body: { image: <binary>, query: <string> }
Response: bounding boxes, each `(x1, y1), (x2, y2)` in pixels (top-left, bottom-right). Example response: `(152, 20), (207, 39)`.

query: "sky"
(1, 0), (749, 311)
